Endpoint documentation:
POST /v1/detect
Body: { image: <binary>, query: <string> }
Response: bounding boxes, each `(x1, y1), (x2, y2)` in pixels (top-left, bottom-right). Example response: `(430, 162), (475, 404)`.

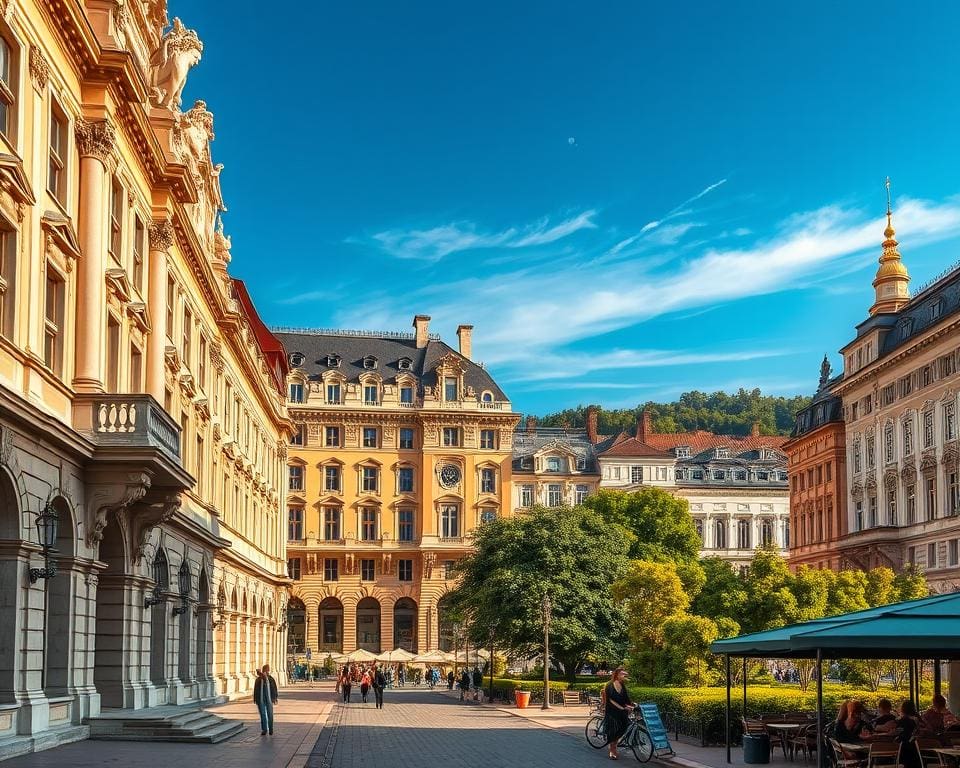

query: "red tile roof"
(600, 435), (674, 458)
(643, 430), (788, 454)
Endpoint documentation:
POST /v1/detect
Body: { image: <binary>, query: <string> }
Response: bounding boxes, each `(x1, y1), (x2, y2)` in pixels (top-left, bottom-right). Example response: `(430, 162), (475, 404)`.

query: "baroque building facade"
(833, 200), (960, 592)
(0, 1), (290, 757)
(784, 360), (847, 570)
(595, 411), (790, 566)
(277, 317), (518, 657)
(510, 418), (600, 511)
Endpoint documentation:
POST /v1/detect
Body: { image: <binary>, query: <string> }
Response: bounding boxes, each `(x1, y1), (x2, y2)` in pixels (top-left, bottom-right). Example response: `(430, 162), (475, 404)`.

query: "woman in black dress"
(603, 667), (634, 760)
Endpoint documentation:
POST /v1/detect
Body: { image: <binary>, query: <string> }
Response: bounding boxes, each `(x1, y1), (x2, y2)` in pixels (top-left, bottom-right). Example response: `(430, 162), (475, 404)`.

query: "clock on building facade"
(439, 464), (461, 488)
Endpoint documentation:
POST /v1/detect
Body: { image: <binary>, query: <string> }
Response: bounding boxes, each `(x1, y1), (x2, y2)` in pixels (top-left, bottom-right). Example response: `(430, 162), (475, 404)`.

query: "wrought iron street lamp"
(172, 563), (191, 616)
(211, 591), (227, 629)
(28, 501), (59, 584)
(144, 555), (167, 608)
(541, 592), (552, 710)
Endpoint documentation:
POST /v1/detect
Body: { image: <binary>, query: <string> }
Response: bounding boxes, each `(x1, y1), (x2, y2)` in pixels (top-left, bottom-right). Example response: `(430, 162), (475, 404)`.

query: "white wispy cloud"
(368, 210), (598, 262)
(641, 178), (727, 233)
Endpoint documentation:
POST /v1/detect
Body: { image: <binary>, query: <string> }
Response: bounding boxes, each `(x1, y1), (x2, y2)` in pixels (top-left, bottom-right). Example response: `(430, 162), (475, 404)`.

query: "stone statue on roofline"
(149, 17), (203, 110)
(818, 354), (832, 391)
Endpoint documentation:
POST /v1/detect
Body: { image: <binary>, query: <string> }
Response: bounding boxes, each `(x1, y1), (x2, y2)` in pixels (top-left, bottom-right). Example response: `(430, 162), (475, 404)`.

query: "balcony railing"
(76, 393), (181, 461)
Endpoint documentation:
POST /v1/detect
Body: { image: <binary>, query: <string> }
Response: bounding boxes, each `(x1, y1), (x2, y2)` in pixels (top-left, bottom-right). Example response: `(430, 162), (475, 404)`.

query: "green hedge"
(490, 677), (570, 698)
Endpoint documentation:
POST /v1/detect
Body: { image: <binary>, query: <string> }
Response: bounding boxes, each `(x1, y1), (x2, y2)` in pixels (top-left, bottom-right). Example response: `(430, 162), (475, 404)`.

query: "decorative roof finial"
(884, 176), (894, 239)
(870, 176), (910, 316)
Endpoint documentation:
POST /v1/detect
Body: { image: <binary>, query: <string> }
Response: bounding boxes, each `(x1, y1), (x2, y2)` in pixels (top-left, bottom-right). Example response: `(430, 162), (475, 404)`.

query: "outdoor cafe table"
(765, 723), (805, 759)
(838, 743), (871, 753)
(933, 748), (960, 757)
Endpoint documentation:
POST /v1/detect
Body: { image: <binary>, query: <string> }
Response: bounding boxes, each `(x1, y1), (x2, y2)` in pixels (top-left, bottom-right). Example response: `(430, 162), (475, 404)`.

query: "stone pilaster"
(146, 219), (173, 402)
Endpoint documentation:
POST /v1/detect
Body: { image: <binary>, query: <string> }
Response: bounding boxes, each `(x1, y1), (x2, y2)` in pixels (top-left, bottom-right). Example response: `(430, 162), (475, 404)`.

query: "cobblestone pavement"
(307, 687), (618, 768)
(3, 684), (334, 768)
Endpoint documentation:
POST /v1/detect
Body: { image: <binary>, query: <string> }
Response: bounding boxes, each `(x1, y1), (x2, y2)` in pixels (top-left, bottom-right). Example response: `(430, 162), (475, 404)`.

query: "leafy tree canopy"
(536, 388), (811, 437)
(446, 505), (630, 681)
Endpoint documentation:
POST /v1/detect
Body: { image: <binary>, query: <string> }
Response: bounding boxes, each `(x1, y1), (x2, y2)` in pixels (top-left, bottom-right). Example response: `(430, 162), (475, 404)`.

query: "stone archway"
(195, 568), (209, 687)
(44, 496), (75, 697)
(356, 597), (381, 653)
(393, 597), (417, 653)
(287, 597), (306, 654)
(318, 597), (343, 652)
(94, 511), (132, 707)
(149, 548), (170, 690)
(0, 468), (21, 703)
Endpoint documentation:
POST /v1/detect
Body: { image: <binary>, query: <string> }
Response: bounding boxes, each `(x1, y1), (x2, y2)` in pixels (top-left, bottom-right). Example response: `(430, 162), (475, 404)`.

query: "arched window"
(150, 549), (170, 685)
(44, 496), (74, 696)
(761, 520), (773, 547)
(319, 597), (343, 652)
(393, 598), (417, 653)
(356, 597), (381, 653)
(714, 519), (726, 549)
(736, 519), (751, 549)
(287, 597), (306, 654)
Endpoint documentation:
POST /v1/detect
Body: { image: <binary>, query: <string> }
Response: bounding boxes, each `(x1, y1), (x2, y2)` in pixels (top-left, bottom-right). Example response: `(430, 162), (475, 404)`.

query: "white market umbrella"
(377, 648), (417, 663)
(345, 648), (378, 663)
(413, 650), (455, 664)
(323, 652), (348, 664)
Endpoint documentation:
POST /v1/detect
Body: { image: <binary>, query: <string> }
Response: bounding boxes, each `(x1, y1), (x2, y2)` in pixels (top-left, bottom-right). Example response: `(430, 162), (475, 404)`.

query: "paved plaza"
(0, 684), (635, 768)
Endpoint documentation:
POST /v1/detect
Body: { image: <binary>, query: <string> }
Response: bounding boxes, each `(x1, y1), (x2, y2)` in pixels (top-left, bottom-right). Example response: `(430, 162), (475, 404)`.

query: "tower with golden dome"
(869, 178), (911, 315)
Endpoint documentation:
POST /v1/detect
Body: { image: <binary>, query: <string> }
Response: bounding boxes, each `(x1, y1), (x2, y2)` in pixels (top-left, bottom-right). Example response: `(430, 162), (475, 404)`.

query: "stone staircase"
(86, 705), (245, 743)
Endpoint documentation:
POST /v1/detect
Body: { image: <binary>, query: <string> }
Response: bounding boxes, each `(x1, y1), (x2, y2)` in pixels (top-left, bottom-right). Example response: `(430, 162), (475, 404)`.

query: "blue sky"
(179, 1), (960, 415)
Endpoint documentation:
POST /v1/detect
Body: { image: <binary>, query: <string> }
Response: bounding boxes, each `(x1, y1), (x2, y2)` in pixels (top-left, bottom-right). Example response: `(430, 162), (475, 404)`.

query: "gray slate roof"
(273, 331), (508, 401)
(512, 427), (599, 473)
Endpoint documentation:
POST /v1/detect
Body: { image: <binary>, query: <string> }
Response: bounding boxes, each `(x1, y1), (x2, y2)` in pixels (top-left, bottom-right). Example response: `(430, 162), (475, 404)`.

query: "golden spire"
(870, 176), (910, 316)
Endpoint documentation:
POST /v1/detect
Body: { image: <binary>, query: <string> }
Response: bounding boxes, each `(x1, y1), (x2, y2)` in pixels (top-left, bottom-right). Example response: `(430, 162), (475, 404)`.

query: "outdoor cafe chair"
(830, 738), (866, 768)
(867, 741), (902, 768)
(914, 737), (944, 768)
(788, 724), (819, 763)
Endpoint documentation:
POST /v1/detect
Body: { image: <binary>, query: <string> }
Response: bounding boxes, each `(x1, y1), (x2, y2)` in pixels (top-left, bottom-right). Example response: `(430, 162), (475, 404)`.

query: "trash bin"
(743, 733), (770, 764)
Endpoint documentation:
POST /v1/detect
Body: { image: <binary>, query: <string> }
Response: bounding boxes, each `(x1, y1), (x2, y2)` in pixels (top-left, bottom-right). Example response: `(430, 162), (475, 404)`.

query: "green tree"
(447, 506), (629, 682)
(583, 488), (702, 564)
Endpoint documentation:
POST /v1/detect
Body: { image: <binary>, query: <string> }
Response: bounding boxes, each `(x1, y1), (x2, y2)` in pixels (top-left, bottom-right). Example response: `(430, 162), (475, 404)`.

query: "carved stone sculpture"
(149, 18), (202, 110)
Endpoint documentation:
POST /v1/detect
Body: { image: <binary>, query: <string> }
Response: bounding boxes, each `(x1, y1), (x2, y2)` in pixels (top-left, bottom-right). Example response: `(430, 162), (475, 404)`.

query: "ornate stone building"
(277, 317), (518, 656)
(510, 419), (600, 510)
(596, 411), (790, 567)
(784, 359), (847, 571)
(0, 1), (290, 756)
(834, 196), (960, 592)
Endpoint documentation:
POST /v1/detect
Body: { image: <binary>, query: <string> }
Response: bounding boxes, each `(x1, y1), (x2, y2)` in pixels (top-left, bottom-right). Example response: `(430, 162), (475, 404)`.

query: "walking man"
(254, 664), (279, 736)
(373, 665), (386, 709)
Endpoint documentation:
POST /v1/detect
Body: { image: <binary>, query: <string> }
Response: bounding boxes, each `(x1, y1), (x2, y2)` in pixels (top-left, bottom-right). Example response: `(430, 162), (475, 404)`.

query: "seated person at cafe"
(836, 700), (870, 742)
(871, 699), (897, 735)
(922, 694), (957, 734)
(898, 700), (922, 768)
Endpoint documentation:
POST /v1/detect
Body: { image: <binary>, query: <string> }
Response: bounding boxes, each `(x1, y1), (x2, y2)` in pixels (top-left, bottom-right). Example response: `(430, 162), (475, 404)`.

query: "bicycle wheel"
(629, 726), (654, 762)
(585, 715), (608, 749)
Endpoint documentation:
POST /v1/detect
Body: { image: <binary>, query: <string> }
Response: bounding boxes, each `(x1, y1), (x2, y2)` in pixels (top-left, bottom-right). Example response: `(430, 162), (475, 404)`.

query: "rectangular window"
(734, 470), (747, 481)
(288, 465), (303, 491)
(480, 429), (496, 449)
(363, 426), (378, 448)
(928, 542), (937, 570)
(130, 344), (143, 393)
(442, 427), (460, 447)
(287, 558), (301, 581)
(289, 383), (304, 403)
(907, 546), (916, 567)
(398, 508), (414, 541)
(881, 384), (895, 407)
(692, 469), (704, 480)
(361, 558), (375, 581)
(756, 471), (769, 481)
(290, 423), (305, 446)
(520, 485), (533, 507)
(950, 472), (960, 517)
(480, 467), (495, 493)
(323, 507), (340, 540)
(855, 501), (863, 531)
(288, 507), (303, 541)
(888, 489), (897, 526)
(165, 277), (176, 344)
(109, 177), (123, 261)
(361, 507), (377, 541)
(865, 435), (875, 469)
(575, 484), (589, 504)
(43, 268), (65, 376)
(868, 496), (877, 528)
(323, 558), (338, 581)
(324, 465), (340, 492)
(106, 314), (121, 393)
(48, 104), (68, 204)
(182, 307), (192, 366)
(0, 36), (14, 141)
(907, 484), (916, 525)
(326, 382), (341, 404)
(946, 403), (957, 442)
(547, 483), (562, 507)
(363, 384), (378, 405)
(736, 520), (751, 549)
(399, 386), (413, 404)
(398, 559), (413, 581)
(712, 470), (726, 481)
(444, 376), (458, 401)
(197, 335), (207, 393)
(399, 427), (415, 449)
(924, 410), (934, 448)
(398, 466), (414, 493)
(631, 466), (643, 484)
(325, 426), (340, 447)
(927, 477), (937, 520)
(826, 462), (832, 482)
(950, 539), (959, 567)
(132, 215), (145, 293)
(0, 225), (15, 338)
(362, 466), (378, 493)
(441, 504), (459, 538)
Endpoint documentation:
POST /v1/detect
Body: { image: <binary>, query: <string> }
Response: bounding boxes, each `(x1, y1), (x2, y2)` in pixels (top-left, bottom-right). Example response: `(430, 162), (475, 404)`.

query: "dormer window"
(326, 354), (341, 368)
(545, 456), (562, 473)
(575, 457), (586, 471)
(481, 391), (493, 403)
(289, 352), (305, 367)
(675, 446), (691, 458)
(443, 376), (458, 401)
(715, 447), (729, 459)
(932, 298), (944, 321)
(398, 357), (412, 371)
(288, 382), (304, 403)
(363, 355), (378, 370)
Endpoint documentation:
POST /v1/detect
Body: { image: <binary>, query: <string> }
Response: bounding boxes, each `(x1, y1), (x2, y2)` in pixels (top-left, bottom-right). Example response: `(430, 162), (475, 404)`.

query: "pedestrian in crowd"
(373, 665), (386, 709)
(398, 664), (406, 687)
(335, 666), (341, 694)
(340, 669), (352, 703)
(472, 667), (483, 701)
(254, 664), (279, 736)
(360, 669), (371, 704)
(603, 666), (634, 760)
(447, 669), (455, 690)
(459, 668), (471, 702)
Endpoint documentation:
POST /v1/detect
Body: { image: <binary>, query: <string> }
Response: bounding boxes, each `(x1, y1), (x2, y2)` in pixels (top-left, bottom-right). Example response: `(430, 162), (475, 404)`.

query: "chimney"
(586, 406), (598, 444)
(413, 314), (431, 349)
(636, 409), (653, 441)
(525, 415), (537, 434)
(751, 422), (761, 437)
(456, 324), (473, 359)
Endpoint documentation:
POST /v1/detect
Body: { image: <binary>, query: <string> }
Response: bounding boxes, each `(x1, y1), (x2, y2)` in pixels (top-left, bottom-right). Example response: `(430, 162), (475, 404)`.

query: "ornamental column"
(146, 219), (173, 403)
(73, 118), (115, 393)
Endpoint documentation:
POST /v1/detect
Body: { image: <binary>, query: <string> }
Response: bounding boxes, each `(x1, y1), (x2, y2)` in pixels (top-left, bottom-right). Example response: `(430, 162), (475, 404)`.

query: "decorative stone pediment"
(900, 464), (917, 484)
(194, 397), (210, 423)
(943, 443), (960, 467)
(850, 481), (864, 500)
(865, 475), (878, 491)
(883, 469), (899, 489)
(164, 344), (182, 373)
(42, 211), (81, 260)
(126, 301), (151, 333)
(0, 153), (35, 208)
(920, 452), (938, 472)
(179, 373), (196, 399)
(105, 267), (133, 303)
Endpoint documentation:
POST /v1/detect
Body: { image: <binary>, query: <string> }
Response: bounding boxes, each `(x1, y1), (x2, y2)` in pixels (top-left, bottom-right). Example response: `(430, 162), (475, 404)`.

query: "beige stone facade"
(277, 319), (518, 657)
(0, 0), (290, 757)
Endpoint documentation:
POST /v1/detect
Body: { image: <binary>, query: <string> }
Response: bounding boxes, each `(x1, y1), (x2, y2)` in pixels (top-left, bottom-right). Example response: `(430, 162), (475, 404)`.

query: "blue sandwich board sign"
(638, 702), (674, 756)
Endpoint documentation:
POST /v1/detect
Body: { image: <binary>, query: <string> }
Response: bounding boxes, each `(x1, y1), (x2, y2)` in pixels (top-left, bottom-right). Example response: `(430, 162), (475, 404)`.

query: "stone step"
(90, 720), (245, 743)
(87, 709), (245, 743)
